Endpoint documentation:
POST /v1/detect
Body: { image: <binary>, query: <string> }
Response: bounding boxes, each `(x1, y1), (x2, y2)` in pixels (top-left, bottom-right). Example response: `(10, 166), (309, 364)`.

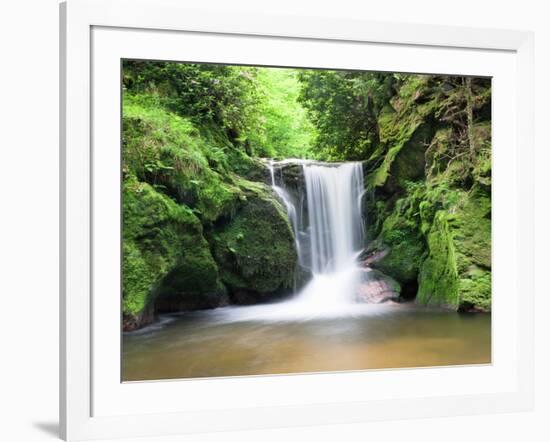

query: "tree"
(298, 70), (395, 160)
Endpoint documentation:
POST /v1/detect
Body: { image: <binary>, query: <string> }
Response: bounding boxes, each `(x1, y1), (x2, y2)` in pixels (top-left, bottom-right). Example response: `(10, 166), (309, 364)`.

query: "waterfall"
(268, 162), (304, 267)
(267, 160), (366, 314)
(303, 163), (365, 273)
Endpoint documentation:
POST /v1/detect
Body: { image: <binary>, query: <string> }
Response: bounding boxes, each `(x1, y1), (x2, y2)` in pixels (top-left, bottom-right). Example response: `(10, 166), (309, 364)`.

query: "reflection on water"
(122, 302), (491, 381)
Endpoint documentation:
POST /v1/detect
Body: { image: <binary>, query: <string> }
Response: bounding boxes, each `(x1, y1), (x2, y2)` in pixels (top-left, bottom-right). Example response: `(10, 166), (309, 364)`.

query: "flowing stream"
(123, 160), (491, 381)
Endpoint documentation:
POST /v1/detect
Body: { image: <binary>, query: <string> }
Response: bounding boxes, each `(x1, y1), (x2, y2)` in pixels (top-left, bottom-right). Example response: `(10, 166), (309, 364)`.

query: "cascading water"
(262, 159), (366, 317)
(303, 162), (365, 274)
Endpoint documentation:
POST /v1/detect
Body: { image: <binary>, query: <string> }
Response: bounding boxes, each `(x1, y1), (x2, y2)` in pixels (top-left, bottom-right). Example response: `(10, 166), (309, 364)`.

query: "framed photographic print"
(60, 0), (534, 440)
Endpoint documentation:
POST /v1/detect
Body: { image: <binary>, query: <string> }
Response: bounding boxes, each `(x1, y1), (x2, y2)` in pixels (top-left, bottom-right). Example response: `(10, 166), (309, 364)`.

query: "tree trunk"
(465, 77), (476, 158)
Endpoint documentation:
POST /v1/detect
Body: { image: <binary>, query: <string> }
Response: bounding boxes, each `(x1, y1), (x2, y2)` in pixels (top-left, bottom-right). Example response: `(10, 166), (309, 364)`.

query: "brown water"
(122, 303), (491, 382)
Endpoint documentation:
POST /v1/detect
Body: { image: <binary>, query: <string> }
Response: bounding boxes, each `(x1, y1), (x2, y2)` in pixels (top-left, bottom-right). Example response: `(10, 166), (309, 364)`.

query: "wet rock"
(356, 268), (401, 304)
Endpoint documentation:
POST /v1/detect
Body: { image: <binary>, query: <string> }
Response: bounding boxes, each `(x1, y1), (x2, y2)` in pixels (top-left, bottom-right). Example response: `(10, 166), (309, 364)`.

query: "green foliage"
(123, 60), (316, 159)
(123, 60), (263, 143)
(123, 96), (245, 222)
(251, 68), (317, 158)
(298, 70), (395, 160)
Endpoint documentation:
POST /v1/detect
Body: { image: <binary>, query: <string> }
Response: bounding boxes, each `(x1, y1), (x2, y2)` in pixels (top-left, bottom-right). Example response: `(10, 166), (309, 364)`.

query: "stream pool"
(122, 302), (491, 381)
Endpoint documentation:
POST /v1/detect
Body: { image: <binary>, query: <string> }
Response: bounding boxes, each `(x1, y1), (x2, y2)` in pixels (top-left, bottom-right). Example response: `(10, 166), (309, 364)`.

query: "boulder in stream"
(356, 268), (401, 304)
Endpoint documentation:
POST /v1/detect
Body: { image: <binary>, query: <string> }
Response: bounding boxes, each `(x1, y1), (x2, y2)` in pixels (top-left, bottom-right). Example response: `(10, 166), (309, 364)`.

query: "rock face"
(212, 183), (298, 304)
(417, 187), (491, 311)
(356, 269), (401, 304)
(363, 76), (492, 311)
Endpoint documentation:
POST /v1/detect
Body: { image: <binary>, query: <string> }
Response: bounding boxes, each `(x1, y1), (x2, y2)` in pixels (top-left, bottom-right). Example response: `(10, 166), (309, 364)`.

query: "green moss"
(365, 76), (491, 311)
(450, 187), (492, 311)
(471, 121), (492, 186)
(416, 187), (491, 311)
(367, 120), (421, 189)
(123, 95), (248, 223)
(418, 200), (434, 235)
(122, 176), (224, 325)
(369, 182), (430, 284)
(212, 183), (298, 295)
(366, 77), (439, 190)
(459, 266), (491, 311)
(450, 187), (491, 269)
(424, 125), (488, 187)
(372, 212), (425, 284)
(122, 240), (158, 317)
(417, 211), (459, 309)
(226, 150), (269, 182)
(368, 151), (491, 311)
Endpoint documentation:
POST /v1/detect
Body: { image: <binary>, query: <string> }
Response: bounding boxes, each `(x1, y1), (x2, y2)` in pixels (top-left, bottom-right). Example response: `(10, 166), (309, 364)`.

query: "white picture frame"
(60, 0), (534, 440)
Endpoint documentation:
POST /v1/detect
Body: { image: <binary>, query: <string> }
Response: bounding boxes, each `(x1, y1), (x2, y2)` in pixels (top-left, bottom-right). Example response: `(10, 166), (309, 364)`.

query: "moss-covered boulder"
(212, 182), (298, 303)
(368, 184), (427, 296)
(416, 188), (491, 311)
(416, 211), (459, 309)
(122, 176), (225, 330)
(370, 216), (424, 288)
(451, 187), (491, 311)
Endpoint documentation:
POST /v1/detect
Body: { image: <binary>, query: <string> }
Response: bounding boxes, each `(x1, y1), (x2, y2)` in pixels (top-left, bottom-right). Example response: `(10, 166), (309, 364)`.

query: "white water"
(303, 162), (364, 273)
(252, 159), (366, 319)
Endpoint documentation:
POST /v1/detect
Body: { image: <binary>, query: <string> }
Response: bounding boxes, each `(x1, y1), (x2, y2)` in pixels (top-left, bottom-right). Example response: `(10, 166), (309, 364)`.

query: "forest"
(121, 60), (491, 332)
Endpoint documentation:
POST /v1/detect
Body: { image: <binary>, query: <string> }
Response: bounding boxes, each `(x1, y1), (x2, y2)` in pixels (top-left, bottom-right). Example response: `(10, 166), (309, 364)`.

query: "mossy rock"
(370, 233), (424, 286)
(212, 183), (298, 302)
(154, 233), (227, 313)
(417, 211), (460, 309)
(227, 151), (270, 183)
(471, 121), (492, 187)
(369, 191), (426, 288)
(450, 187), (491, 311)
(366, 82), (438, 191)
(458, 265), (491, 312)
(382, 121), (434, 194)
(417, 188), (491, 311)
(122, 176), (224, 330)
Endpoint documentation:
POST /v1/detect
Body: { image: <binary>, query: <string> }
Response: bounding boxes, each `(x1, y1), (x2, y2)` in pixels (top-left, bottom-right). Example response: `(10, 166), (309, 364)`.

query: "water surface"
(122, 303), (491, 381)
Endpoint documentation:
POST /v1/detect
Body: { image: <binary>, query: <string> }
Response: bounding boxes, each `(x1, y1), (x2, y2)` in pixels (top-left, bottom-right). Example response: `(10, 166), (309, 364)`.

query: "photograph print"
(121, 60), (492, 381)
